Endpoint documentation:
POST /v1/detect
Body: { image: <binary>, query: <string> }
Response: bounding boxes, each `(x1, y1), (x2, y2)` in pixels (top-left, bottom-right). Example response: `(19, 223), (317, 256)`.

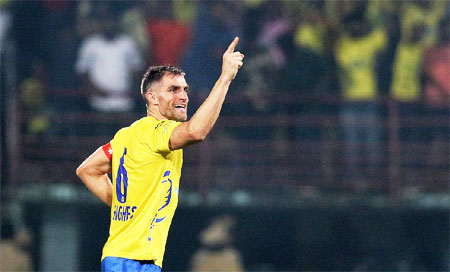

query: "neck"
(146, 107), (166, 121)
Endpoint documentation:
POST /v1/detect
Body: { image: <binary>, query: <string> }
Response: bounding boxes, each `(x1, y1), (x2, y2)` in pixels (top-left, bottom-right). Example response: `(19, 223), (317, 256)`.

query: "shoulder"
(124, 117), (176, 134)
(368, 28), (387, 46)
(145, 118), (180, 134)
(79, 34), (106, 53)
(117, 35), (137, 46)
(81, 34), (104, 45)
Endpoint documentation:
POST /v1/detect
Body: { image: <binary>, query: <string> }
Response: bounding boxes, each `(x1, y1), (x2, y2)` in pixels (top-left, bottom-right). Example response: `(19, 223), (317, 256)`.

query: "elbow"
(191, 131), (207, 142)
(187, 124), (208, 142)
(76, 164), (87, 179)
(170, 122), (210, 150)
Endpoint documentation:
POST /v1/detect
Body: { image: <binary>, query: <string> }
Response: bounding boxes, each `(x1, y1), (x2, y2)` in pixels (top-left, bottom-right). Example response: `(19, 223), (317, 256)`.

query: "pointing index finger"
(226, 37), (239, 53)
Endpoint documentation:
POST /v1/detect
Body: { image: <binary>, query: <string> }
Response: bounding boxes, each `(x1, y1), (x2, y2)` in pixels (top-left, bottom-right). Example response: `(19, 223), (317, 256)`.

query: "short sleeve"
(147, 120), (181, 154)
(125, 37), (143, 70)
(102, 142), (113, 161)
(75, 39), (93, 74)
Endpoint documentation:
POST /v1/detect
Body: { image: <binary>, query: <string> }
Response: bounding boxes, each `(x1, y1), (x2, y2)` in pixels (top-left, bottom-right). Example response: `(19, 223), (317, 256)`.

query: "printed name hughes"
(113, 205), (137, 221)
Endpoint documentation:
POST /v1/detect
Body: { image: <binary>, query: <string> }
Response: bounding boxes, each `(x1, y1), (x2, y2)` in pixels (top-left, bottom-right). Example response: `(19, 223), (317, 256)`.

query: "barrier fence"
(9, 90), (449, 199)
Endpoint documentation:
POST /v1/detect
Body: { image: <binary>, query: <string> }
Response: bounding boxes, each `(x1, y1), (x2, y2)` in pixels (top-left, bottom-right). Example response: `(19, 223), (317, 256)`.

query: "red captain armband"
(102, 142), (113, 161)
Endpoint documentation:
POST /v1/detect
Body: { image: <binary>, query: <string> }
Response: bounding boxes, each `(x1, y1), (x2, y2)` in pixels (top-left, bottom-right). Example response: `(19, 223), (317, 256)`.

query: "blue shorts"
(101, 257), (161, 272)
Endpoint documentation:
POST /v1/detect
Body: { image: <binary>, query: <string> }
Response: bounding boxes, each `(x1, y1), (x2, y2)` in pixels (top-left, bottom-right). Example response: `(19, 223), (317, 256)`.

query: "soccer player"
(76, 37), (244, 272)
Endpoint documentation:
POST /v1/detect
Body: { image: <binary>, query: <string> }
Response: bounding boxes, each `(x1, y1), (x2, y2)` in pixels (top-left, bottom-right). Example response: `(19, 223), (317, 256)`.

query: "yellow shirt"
(401, 2), (447, 47)
(336, 29), (387, 101)
(102, 116), (182, 268)
(295, 23), (326, 54)
(391, 42), (424, 102)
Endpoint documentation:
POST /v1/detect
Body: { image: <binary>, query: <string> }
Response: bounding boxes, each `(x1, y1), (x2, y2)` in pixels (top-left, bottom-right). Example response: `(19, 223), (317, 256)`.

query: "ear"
(146, 91), (158, 106)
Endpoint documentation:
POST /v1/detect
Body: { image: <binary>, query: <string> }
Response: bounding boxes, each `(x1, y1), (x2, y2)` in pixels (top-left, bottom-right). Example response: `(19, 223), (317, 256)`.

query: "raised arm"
(169, 37), (244, 150)
(76, 146), (113, 206)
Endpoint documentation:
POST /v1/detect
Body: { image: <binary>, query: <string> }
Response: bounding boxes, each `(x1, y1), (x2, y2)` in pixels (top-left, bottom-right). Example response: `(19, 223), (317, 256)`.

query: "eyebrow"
(168, 85), (189, 90)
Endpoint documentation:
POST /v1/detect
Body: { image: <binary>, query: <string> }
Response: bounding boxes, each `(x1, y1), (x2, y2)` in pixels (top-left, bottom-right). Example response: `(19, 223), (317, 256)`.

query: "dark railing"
(12, 91), (449, 199)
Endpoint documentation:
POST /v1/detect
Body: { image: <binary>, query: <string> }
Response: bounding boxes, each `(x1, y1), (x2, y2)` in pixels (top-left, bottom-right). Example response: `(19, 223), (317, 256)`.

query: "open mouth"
(174, 104), (186, 112)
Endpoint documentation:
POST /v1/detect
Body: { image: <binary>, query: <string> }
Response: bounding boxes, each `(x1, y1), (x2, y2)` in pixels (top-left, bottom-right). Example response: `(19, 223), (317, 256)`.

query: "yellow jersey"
(336, 28), (387, 101)
(101, 116), (182, 268)
(391, 42), (424, 102)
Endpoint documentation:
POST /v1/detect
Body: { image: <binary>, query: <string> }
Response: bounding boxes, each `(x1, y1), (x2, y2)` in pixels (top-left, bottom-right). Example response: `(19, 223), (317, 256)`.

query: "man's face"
(152, 74), (189, 121)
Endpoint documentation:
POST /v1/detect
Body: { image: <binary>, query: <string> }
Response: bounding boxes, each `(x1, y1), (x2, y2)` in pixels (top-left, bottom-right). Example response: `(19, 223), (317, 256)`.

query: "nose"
(180, 90), (188, 102)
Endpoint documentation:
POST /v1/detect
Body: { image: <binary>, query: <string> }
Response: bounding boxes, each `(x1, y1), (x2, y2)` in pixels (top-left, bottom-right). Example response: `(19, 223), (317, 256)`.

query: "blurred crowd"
(1, 0), (449, 185)
(2, 0), (448, 127)
(0, 2), (448, 271)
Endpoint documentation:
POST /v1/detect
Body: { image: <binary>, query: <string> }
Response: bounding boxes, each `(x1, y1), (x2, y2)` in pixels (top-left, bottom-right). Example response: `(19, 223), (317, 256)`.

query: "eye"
(184, 87), (189, 93)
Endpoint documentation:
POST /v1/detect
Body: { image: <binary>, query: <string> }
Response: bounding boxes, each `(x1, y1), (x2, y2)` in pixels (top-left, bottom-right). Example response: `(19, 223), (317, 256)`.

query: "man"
(76, 37), (244, 272)
(335, 11), (387, 185)
(76, 8), (143, 135)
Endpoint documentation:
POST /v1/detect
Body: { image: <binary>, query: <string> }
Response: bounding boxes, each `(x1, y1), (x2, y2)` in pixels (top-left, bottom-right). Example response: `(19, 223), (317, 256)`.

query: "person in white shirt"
(76, 11), (143, 113)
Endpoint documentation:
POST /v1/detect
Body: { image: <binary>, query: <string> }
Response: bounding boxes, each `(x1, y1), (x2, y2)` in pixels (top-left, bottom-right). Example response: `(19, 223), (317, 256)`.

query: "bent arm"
(76, 147), (113, 206)
(169, 37), (244, 150)
(169, 76), (232, 150)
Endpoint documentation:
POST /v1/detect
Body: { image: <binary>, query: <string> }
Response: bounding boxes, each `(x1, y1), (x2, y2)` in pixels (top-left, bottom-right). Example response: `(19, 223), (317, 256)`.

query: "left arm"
(76, 146), (113, 206)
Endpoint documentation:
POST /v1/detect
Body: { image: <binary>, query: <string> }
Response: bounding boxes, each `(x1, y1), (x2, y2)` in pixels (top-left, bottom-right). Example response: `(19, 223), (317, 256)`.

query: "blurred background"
(1, 0), (449, 271)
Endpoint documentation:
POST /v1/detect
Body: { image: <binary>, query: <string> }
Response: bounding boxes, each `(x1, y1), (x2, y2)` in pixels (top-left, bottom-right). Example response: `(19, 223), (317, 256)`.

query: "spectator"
(276, 2), (340, 183)
(399, 0), (447, 48)
(293, 1), (328, 55)
(18, 60), (50, 136)
(190, 215), (244, 272)
(366, 0), (398, 29)
(334, 9), (388, 187)
(422, 18), (450, 110)
(120, 1), (150, 61)
(144, 1), (191, 66)
(390, 21), (428, 185)
(76, 0), (98, 37)
(172, 0), (197, 26)
(181, 1), (240, 105)
(281, 1), (339, 137)
(421, 17), (450, 187)
(257, 1), (292, 69)
(76, 1), (130, 38)
(391, 21), (427, 110)
(75, 5), (143, 135)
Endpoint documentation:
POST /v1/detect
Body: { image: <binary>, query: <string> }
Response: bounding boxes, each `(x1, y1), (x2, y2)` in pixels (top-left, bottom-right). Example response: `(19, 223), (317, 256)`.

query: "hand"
(221, 37), (244, 81)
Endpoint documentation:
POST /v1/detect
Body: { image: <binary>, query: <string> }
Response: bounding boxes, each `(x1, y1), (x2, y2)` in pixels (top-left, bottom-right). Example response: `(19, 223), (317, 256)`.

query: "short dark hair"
(140, 66), (185, 103)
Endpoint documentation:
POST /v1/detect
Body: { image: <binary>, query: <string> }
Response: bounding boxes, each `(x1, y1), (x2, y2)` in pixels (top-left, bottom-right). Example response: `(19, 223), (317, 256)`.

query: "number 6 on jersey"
(116, 148), (129, 203)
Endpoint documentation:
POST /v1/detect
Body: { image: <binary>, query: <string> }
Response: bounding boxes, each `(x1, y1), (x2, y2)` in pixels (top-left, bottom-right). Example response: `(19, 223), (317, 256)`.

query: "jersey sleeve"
(125, 37), (144, 71)
(147, 120), (181, 154)
(75, 38), (94, 74)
